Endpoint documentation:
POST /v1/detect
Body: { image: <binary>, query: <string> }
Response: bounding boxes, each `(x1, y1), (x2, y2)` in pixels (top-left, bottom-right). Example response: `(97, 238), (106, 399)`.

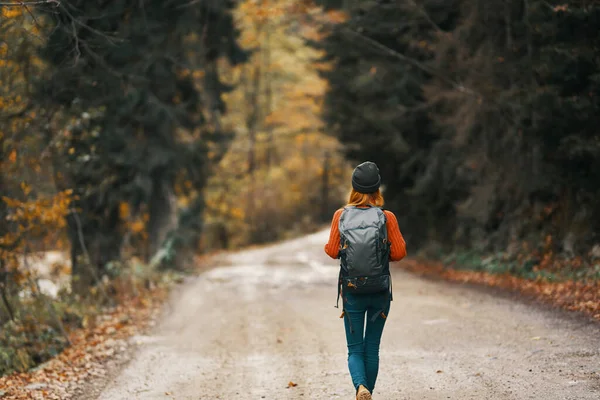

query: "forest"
(1, 0), (599, 393)
(316, 0), (600, 281)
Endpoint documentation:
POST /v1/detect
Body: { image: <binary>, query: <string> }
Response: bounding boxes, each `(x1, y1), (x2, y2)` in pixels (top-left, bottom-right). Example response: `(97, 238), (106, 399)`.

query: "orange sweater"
(324, 208), (407, 261)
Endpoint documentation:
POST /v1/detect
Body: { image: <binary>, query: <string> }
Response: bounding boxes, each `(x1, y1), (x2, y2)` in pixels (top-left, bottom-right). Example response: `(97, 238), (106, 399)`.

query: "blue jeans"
(342, 290), (391, 393)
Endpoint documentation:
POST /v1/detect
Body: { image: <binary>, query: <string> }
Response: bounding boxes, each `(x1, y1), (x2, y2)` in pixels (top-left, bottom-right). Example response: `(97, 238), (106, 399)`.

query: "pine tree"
(316, 0), (459, 247)
(37, 0), (246, 289)
(317, 0), (600, 255)
(526, 2), (600, 250)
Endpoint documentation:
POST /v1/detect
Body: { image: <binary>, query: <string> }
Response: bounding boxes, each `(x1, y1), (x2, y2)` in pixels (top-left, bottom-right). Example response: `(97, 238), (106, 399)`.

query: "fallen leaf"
(0, 284), (169, 400)
(400, 260), (600, 323)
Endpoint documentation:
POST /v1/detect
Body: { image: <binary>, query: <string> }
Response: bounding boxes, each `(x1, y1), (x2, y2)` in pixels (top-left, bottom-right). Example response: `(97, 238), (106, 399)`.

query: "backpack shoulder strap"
(374, 207), (388, 239)
(336, 207), (350, 309)
(338, 206), (348, 236)
(377, 208), (392, 301)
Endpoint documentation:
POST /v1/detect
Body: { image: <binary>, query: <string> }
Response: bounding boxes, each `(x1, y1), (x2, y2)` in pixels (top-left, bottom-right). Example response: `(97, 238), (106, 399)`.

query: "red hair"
(347, 188), (384, 207)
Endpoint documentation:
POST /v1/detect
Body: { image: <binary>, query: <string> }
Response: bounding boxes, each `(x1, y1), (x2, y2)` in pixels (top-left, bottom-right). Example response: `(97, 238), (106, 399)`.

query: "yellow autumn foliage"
(202, 0), (350, 249)
(1, 8), (22, 19)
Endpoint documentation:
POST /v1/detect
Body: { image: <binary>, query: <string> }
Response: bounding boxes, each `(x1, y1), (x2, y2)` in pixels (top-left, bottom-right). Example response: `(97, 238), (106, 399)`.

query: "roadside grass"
(0, 259), (186, 378)
(442, 250), (600, 283)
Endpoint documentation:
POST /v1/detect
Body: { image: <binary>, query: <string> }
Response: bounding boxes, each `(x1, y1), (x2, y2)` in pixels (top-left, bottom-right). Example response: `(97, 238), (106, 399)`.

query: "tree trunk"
(148, 175), (176, 261)
(68, 199), (121, 295)
(0, 269), (15, 322)
(0, 154), (15, 320)
(204, 56), (223, 133)
(504, 0), (512, 52)
(245, 63), (261, 176)
(67, 210), (93, 294)
(98, 205), (122, 270)
(244, 63), (262, 229)
(321, 151), (331, 222)
(523, 0), (533, 81)
(264, 25), (275, 168)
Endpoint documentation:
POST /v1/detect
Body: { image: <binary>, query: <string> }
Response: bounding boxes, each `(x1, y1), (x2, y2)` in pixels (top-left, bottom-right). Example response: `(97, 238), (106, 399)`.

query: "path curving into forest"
(91, 230), (600, 399)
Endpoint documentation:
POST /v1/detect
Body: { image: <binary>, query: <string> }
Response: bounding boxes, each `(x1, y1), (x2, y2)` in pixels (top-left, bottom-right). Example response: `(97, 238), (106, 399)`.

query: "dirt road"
(96, 230), (600, 399)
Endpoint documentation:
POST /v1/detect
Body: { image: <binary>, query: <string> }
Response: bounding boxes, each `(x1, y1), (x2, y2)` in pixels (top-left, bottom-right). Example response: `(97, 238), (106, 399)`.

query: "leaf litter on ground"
(402, 259), (600, 322)
(0, 286), (169, 400)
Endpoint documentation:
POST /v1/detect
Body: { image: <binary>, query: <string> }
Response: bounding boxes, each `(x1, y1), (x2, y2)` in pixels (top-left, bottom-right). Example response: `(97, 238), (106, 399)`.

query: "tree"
(316, 0), (600, 257)
(0, 4), (54, 321)
(36, 0), (246, 289)
(316, 0), (460, 248)
(202, 0), (350, 248)
(526, 2), (600, 251)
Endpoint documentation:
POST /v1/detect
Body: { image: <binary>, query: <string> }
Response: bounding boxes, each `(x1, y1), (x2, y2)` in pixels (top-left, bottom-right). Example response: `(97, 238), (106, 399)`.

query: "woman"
(324, 161), (407, 400)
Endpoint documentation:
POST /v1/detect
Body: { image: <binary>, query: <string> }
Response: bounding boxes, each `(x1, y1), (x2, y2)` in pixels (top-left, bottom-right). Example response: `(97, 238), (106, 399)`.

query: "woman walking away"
(324, 161), (407, 400)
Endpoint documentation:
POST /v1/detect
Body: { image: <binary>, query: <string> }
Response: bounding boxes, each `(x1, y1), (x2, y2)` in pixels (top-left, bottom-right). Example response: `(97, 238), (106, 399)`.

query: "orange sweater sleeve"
(384, 210), (407, 261)
(324, 209), (343, 259)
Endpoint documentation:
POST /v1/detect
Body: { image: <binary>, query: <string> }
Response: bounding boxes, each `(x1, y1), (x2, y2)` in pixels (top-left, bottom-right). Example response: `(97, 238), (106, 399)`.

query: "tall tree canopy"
(317, 0), (600, 256)
(36, 0), (247, 288)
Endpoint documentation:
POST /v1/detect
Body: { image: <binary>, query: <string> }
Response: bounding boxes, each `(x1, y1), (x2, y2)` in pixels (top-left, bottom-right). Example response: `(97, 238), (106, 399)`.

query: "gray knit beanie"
(351, 161), (381, 194)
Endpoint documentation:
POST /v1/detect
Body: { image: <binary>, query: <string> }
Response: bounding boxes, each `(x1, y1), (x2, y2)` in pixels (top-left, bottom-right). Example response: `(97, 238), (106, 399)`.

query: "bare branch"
(406, 0), (443, 33)
(176, 0), (204, 10)
(342, 27), (480, 98)
(58, 2), (121, 46)
(22, 3), (39, 28)
(71, 19), (80, 65)
(0, 0), (59, 7)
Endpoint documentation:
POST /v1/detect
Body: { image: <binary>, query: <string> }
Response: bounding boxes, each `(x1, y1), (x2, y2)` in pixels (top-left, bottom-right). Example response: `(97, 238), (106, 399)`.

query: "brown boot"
(356, 385), (372, 400)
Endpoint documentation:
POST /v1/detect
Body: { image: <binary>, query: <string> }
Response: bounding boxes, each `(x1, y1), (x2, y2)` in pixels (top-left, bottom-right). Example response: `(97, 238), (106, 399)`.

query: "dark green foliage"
(529, 4), (600, 210)
(36, 1), (246, 284)
(316, 0), (460, 248)
(318, 0), (600, 257)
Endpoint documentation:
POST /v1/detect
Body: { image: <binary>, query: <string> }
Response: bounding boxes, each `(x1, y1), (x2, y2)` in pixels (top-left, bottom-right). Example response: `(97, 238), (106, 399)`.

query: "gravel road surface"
(95, 230), (600, 399)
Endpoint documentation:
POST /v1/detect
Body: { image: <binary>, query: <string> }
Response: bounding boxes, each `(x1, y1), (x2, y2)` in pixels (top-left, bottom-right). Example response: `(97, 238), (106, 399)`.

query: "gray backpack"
(336, 206), (392, 304)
